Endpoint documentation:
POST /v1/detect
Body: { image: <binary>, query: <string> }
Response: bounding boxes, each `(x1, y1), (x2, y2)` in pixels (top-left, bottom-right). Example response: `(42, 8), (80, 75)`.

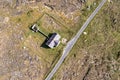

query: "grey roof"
(46, 33), (61, 48)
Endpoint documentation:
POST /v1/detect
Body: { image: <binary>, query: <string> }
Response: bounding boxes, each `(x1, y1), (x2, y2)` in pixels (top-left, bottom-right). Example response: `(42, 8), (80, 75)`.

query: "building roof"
(31, 24), (39, 32)
(46, 33), (61, 48)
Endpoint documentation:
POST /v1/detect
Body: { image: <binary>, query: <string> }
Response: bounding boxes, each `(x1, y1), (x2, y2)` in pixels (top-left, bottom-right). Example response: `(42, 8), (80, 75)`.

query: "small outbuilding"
(31, 24), (39, 32)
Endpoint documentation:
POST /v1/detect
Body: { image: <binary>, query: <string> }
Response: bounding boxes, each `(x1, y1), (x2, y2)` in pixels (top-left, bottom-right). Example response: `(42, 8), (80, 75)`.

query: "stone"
(3, 17), (9, 23)
(83, 32), (87, 35)
(61, 38), (67, 44)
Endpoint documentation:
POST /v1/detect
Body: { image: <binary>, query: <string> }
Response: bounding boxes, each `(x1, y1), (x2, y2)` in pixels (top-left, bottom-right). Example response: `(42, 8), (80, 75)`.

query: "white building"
(46, 33), (61, 48)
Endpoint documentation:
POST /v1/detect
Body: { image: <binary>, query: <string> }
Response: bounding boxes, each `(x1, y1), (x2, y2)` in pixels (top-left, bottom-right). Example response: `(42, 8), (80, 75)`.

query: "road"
(45, 0), (107, 80)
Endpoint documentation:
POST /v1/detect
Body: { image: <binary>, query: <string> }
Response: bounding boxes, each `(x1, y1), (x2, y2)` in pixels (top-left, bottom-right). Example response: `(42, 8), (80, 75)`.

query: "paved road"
(45, 0), (107, 80)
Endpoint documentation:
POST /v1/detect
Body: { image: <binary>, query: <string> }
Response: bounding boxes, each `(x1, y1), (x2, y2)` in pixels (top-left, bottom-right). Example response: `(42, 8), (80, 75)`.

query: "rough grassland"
(1, 0), (119, 80)
(53, 1), (120, 80)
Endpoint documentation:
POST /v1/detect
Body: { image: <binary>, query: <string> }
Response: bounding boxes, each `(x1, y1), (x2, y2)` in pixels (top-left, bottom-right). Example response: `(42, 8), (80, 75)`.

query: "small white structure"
(31, 24), (39, 32)
(46, 33), (61, 48)
(83, 32), (87, 35)
(61, 38), (67, 44)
